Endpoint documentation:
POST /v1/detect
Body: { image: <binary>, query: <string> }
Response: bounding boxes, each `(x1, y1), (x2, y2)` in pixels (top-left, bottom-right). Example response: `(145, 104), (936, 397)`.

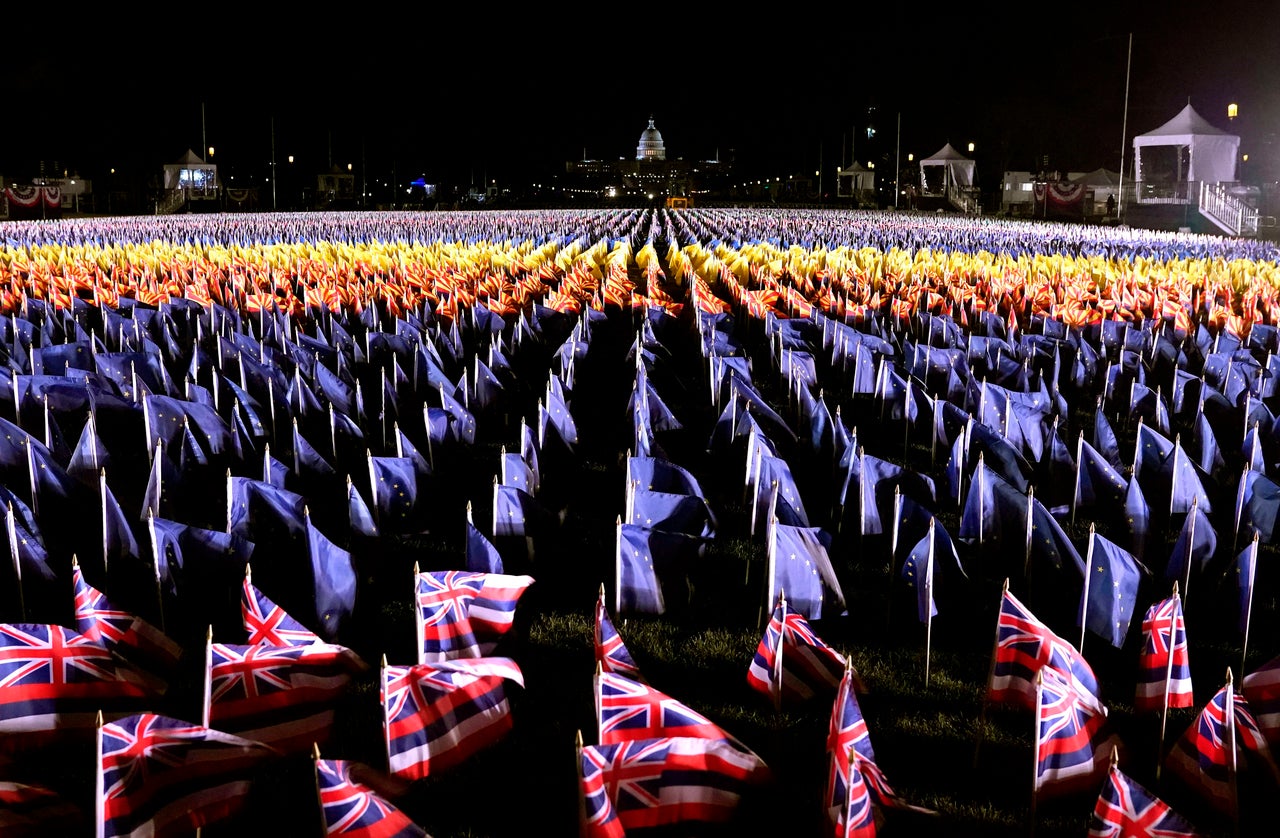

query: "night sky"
(3, 1), (1277, 190)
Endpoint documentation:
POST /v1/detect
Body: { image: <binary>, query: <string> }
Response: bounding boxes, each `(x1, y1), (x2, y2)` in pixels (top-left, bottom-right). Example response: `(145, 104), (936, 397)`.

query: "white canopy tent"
(1132, 104), (1238, 187)
(163, 149), (218, 197)
(837, 162), (876, 200)
(920, 143), (975, 195)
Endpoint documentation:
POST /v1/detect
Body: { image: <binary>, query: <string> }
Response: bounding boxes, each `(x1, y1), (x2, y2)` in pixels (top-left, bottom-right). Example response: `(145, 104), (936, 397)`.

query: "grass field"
(3, 223), (1277, 838)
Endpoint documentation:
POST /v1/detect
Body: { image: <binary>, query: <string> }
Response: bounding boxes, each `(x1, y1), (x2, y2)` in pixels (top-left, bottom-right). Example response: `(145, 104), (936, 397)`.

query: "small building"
(316, 166), (357, 208)
(836, 162), (876, 205)
(163, 149), (218, 199)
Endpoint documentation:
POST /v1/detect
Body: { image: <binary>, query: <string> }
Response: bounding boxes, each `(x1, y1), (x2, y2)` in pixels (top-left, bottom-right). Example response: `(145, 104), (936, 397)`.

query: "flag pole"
(890, 485), (902, 573)
(593, 662), (604, 744)
(6, 502), (25, 621)
(977, 452), (986, 545)
(1023, 485), (1036, 585)
(973, 578), (1009, 769)
(1242, 533), (1258, 675)
(1182, 495), (1197, 608)
(381, 655), (392, 774)
(772, 591), (785, 713)
(1079, 525), (1096, 654)
(575, 730), (588, 838)
(99, 469), (110, 580)
(311, 743), (328, 838)
(1232, 465), (1248, 555)
(614, 516), (622, 616)
(413, 561), (424, 665)
(201, 624), (213, 728)
(1157, 581), (1180, 779)
(1072, 432), (1084, 526)
(1030, 669), (1043, 836)
(925, 518), (935, 688)
(1226, 667), (1240, 838)
(94, 709), (105, 838)
(762, 517), (778, 632)
(147, 510), (166, 634)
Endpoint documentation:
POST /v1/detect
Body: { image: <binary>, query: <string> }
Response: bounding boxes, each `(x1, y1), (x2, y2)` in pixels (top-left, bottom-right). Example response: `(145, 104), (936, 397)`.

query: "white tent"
(163, 149), (218, 197)
(1132, 104), (1238, 186)
(837, 162), (876, 199)
(1070, 168), (1123, 216)
(920, 143), (975, 195)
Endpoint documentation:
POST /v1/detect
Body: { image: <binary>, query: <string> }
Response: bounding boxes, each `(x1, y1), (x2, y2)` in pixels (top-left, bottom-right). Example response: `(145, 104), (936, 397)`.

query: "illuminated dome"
(636, 117), (666, 161)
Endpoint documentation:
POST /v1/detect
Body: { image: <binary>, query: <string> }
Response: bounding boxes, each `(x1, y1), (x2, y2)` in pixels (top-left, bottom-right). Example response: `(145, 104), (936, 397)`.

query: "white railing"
(1198, 181), (1259, 237)
(946, 182), (981, 214)
(154, 189), (187, 216)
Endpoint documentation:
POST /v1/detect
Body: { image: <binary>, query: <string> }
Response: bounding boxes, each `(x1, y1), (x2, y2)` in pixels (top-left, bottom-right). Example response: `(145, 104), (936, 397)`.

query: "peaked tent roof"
(174, 149), (208, 165)
(1132, 104), (1239, 184)
(1071, 168), (1122, 187)
(1137, 104), (1230, 138)
(922, 143), (971, 162)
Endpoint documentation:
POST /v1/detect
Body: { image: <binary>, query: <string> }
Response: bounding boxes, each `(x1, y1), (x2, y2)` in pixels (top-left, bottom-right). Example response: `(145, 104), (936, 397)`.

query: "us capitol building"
(563, 116), (734, 201)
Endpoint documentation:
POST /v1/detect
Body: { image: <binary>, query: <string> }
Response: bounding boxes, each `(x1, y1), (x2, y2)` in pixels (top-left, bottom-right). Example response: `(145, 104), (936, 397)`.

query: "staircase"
(946, 182), (981, 214)
(155, 189), (187, 216)
(1198, 181), (1260, 237)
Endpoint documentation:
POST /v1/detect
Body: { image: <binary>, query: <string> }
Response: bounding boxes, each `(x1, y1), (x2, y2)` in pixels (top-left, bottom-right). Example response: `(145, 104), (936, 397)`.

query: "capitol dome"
(636, 117), (666, 161)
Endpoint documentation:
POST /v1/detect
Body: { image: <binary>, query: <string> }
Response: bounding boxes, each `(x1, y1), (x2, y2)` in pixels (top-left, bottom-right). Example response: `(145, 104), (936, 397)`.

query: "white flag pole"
(7, 502), (25, 620)
(413, 562), (424, 665)
(201, 624), (213, 727)
(614, 516), (623, 616)
(925, 517), (935, 688)
(1079, 525), (1096, 654)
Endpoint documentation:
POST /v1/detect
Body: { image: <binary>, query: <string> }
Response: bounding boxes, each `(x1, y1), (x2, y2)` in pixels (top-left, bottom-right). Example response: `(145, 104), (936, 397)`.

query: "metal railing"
(946, 182), (981, 214)
(1198, 181), (1259, 237)
(154, 189), (188, 215)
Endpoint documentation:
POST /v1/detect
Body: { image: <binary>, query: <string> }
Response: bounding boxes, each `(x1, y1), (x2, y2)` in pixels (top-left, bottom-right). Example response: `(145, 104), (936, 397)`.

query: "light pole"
(894, 112), (901, 210)
(270, 117), (277, 211)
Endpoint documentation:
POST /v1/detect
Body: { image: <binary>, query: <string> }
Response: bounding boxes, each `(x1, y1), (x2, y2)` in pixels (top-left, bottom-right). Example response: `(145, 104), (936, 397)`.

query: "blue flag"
(1081, 532), (1143, 648)
(771, 523), (845, 620)
(307, 513), (356, 640)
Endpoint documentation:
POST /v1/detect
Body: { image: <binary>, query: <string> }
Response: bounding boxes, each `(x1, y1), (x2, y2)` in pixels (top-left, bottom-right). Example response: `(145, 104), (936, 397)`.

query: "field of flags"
(1, 206), (1280, 835)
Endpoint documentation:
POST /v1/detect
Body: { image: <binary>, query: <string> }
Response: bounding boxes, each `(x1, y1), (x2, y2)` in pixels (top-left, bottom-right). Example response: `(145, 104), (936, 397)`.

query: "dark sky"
(3, 1), (1277, 190)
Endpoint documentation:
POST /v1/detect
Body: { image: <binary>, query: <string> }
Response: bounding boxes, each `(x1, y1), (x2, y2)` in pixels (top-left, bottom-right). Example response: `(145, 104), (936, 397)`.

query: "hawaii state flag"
(241, 572), (322, 647)
(595, 671), (739, 746)
(1242, 654), (1280, 749)
(579, 735), (768, 837)
(595, 590), (644, 683)
(1034, 666), (1119, 798)
(205, 642), (362, 755)
(747, 594), (846, 707)
(1164, 678), (1279, 813)
(383, 657), (524, 780)
(97, 712), (279, 838)
(1087, 762), (1201, 837)
(314, 758), (426, 837)
(0, 623), (156, 734)
(414, 570), (534, 662)
(73, 563), (182, 677)
(988, 587), (1101, 713)
(1134, 592), (1193, 713)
